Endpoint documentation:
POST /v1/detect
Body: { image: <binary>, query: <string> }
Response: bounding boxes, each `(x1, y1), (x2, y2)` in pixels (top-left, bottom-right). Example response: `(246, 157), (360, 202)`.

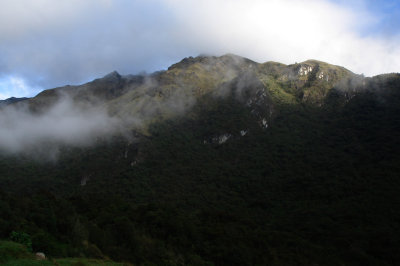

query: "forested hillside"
(0, 55), (399, 265)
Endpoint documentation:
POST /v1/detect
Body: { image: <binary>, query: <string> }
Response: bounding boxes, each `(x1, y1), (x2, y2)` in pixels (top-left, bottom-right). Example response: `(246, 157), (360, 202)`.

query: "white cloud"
(0, 94), (121, 159)
(0, 0), (399, 97)
(163, 0), (400, 76)
(0, 76), (42, 99)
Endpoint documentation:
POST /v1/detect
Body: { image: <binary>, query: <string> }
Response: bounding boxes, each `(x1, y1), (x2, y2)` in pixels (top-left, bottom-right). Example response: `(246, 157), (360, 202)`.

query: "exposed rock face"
(214, 134), (232, 144)
(298, 65), (313, 76)
(261, 118), (268, 128)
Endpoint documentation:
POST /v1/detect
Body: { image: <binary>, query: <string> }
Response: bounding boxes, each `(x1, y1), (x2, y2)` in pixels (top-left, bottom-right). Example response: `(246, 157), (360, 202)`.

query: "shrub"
(9, 232), (32, 252)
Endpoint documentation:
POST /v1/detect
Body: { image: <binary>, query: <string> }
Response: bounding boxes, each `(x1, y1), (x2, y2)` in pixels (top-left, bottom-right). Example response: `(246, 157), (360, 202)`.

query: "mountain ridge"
(0, 54), (398, 151)
(0, 54), (400, 265)
(5, 54), (359, 105)
(3, 54), (368, 132)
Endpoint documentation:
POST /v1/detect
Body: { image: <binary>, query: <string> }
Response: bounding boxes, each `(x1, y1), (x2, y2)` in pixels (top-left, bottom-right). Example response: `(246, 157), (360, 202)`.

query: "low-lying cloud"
(0, 72), (199, 159)
(0, 96), (122, 159)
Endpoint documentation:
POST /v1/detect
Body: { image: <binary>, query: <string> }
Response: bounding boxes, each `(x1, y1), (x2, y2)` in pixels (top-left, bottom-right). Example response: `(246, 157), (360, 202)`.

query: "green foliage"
(1, 257), (123, 266)
(9, 232), (32, 252)
(52, 258), (123, 266)
(0, 241), (34, 263)
(1, 259), (55, 266)
(0, 240), (123, 265)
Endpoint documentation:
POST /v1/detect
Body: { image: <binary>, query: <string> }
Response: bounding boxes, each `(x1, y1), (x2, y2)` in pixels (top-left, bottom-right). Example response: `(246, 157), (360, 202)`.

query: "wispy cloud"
(0, 94), (121, 159)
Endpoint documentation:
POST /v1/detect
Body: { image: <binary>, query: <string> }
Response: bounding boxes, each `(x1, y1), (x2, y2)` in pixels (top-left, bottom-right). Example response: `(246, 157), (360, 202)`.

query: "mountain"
(0, 54), (400, 265)
(0, 97), (28, 107)
(17, 54), (361, 134)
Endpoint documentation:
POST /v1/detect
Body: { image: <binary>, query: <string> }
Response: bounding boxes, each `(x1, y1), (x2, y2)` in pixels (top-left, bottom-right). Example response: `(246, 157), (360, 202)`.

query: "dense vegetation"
(0, 240), (123, 265)
(0, 56), (399, 265)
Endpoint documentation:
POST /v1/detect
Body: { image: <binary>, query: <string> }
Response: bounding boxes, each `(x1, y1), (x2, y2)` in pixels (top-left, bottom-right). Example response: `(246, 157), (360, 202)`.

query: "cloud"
(0, 0), (399, 98)
(0, 76), (42, 99)
(0, 71), (197, 159)
(163, 0), (400, 76)
(0, 94), (122, 160)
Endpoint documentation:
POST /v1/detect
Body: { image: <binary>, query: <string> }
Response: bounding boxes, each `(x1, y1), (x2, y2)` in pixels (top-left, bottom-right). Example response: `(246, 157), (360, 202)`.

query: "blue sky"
(331, 0), (400, 36)
(0, 0), (399, 100)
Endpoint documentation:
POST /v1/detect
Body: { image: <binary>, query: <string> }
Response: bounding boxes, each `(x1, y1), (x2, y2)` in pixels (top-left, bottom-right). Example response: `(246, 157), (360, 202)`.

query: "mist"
(0, 95), (122, 160)
(0, 71), (200, 160)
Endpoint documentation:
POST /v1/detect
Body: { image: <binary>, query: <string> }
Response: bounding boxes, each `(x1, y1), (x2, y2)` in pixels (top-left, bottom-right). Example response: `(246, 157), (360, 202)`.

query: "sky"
(0, 0), (399, 100)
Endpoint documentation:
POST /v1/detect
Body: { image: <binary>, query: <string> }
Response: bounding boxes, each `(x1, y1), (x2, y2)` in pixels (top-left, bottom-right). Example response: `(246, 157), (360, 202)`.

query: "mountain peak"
(167, 54), (258, 73)
(102, 71), (121, 81)
(167, 56), (206, 70)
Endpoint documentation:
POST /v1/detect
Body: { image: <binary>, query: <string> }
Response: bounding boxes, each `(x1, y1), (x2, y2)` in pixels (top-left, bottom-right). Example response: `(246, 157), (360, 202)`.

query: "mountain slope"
(11, 54), (358, 133)
(0, 55), (399, 265)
